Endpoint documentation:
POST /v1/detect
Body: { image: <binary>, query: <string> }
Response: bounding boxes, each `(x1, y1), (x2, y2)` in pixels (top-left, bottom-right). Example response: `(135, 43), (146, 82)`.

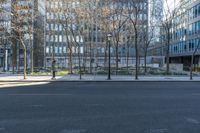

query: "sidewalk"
(0, 74), (200, 82)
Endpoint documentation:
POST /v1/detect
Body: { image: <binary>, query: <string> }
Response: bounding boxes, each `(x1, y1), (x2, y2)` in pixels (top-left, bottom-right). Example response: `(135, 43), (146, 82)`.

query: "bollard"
(52, 60), (56, 80)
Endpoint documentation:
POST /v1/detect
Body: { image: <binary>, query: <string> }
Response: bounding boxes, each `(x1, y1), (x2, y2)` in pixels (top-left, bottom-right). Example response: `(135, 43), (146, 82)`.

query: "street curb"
(0, 80), (200, 82)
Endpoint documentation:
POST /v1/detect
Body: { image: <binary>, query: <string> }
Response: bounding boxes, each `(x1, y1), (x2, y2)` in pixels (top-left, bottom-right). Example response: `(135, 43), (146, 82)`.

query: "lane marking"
(87, 104), (104, 107)
(192, 93), (200, 96)
(0, 82), (50, 88)
(60, 129), (86, 133)
(30, 104), (44, 107)
(7, 94), (73, 96)
(149, 129), (168, 133)
(185, 117), (200, 124)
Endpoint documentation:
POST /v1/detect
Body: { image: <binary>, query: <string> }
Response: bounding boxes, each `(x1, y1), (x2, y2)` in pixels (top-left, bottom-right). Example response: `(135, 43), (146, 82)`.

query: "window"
(46, 1), (49, 8)
(50, 46), (53, 53)
(54, 1), (58, 8)
(63, 36), (66, 42)
(184, 44), (187, 51)
(47, 12), (50, 19)
(59, 35), (62, 42)
(63, 47), (66, 53)
(188, 24), (192, 35)
(85, 37), (88, 42)
(46, 47), (49, 54)
(51, 2), (54, 9)
(194, 5), (198, 18)
(51, 13), (54, 19)
(80, 46), (83, 54)
(97, 37), (101, 42)
(59, 25), (62, 31)
(59, 47), (62, 54)
(191, 40), (194, 50)
(46, 24), (49, 30)
(50, 35), (54, 42)
(55, 35), (58, 42)
(198, 21), (200, 33)
(55, 46), (58, 54)
(189, 40), (192, 51)
(55, 24), (58, 31)
(51, 24), (54, 30)
(101, 48), (105, 53)
(46, 35), (49, 42)
(198, 4), (200, 16)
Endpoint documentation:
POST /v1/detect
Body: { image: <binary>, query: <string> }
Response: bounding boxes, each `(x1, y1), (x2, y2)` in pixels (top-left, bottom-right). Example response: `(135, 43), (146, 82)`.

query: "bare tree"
(58, 2), (74, 74)
(109, 0), (128, 75)
(98, 0), (112, 69)
(11, 25), (27, 79)
(122, 24), (134, 73)
(125, 0), (148, 79)
(160, 0), (186, 74)
(10, 1), (35, 79)
(141, 25), (154, 74)
(81, 0), (96, 73)
(0, 0), (7, 6)
(66, 1), (86, 79)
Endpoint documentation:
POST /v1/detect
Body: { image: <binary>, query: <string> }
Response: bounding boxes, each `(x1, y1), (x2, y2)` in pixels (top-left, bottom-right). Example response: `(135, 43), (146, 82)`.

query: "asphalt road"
(0, 82), (200, 133)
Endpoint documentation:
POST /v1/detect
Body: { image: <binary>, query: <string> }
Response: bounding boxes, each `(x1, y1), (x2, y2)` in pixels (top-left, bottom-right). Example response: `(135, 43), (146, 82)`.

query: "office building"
(44, 0), (148, 70)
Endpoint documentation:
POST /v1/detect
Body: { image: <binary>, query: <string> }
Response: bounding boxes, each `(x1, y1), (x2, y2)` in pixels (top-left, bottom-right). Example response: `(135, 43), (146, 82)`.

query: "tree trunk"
(135, 34), (139, 80)
(20, 38), (27, 79)
(18, 46), (20, 74)
(190, 55), (194, 80)
(83, 46), (86, 72)
(89, 42), (92, 73)
(30, 47), (33, 73)
(166, 29), (170, 74)
(12, 43), (17, 74)
(104, 45), (108, 69)
(78, 45), (82, 80)
(126, 46), (129, 73)
(144, 51), (147, 74)
(24, 47), (27, 79)
(69, 49), (73, 74)
(115, 45), (119, 75)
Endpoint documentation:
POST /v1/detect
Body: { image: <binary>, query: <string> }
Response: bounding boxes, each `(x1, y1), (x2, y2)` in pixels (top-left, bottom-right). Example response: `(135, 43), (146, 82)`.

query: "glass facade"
(170, 1), (200, 55)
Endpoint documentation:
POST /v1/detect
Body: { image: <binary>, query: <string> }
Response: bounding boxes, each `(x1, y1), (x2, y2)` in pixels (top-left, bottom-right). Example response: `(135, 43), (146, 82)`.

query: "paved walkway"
(0, 74), (200, 82)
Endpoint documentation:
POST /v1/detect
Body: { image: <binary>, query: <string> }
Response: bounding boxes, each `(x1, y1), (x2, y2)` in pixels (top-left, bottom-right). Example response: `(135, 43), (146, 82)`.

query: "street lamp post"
(2, 35), (7, 72)
(4, 39), (8, 72)
(51, 41), (56, 80)
(107, 33), (112, 80)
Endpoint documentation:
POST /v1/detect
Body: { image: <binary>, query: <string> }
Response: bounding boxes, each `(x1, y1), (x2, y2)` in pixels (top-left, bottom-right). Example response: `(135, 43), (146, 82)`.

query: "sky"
(163, 0), (181, 18)
(163, 0), (180, 12)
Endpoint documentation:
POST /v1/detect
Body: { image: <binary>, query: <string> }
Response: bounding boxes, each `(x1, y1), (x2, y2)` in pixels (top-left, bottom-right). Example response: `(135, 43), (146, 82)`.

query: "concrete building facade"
(0, 0), (12, 71)
(149, 0), (200, 70)
(44, 0), (149, 70)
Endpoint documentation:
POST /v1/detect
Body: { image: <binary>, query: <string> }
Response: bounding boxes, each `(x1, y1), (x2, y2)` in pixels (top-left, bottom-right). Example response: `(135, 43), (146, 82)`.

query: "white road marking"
(150, 128), (168, 133)
(88, 104), (104, 106)
(60, 129), (86, 133)
(30, 104), (44, 107)
(185, 117), (200, 124)
(7, 94), (73, 96)
(0, 82), (50, 88)
(192, 93), (200, 96)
